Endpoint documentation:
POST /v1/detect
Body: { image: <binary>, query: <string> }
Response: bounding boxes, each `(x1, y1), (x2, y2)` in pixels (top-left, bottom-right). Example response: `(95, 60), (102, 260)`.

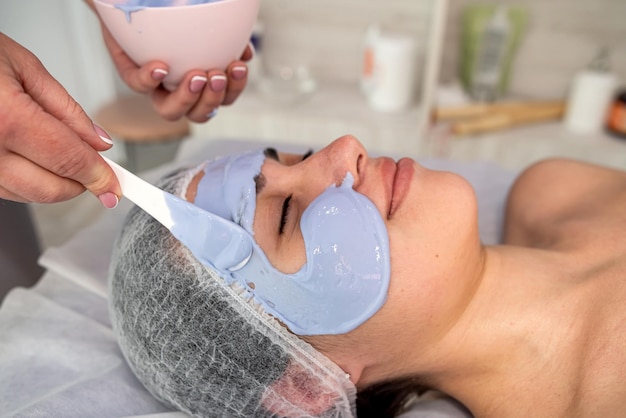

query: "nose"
(320, 135), (367, 187)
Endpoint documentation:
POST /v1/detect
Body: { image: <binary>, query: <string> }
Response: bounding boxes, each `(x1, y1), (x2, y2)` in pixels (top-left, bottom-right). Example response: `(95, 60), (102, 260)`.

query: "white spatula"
(103, 156), (252, 271)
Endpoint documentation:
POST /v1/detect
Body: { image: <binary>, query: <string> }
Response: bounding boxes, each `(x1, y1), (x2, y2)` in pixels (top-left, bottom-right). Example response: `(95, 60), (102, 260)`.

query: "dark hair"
(356, 377), (428, 418)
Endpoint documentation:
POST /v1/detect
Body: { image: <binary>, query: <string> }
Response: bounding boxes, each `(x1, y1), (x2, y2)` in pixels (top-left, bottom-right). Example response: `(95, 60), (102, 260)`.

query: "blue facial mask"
(190, 149), (390, 335)
(115, 0), (222, 22)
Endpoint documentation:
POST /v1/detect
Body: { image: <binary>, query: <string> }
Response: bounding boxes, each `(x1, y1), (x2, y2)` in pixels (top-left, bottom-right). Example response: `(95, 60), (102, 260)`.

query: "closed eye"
(278, 150), (311, 234)
(279, 194), (293, 235)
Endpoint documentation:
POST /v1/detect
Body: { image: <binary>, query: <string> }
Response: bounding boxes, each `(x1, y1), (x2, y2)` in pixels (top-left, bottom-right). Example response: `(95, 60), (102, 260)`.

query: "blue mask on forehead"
(192, 149), (390, 335)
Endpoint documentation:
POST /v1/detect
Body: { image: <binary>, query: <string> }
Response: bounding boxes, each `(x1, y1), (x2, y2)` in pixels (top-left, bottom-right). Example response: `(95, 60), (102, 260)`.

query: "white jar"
(363, 30), (419, 113)
(564, 50), (618, 135)
(564, 70), (618, 134)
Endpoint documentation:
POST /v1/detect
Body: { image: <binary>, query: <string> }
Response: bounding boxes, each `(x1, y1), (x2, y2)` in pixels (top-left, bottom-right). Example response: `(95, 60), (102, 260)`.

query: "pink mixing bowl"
(94, 0), (260, 90)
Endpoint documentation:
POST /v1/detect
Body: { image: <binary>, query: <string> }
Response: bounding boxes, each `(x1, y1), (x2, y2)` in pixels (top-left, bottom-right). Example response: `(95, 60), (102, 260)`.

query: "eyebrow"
(254, 172), (266, 194)
(264, 147), (279, 161)
(254, 148), (277, 194)
(254, 147), (314, 194)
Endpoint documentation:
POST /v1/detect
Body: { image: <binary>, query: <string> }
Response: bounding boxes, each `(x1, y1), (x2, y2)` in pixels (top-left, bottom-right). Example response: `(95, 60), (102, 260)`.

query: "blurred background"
(1, 0), (625, 249)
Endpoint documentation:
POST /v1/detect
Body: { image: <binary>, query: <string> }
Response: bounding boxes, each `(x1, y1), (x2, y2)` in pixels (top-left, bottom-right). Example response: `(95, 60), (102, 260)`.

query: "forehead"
(193, 149), (265, 232)
(277, 151), (307, 166)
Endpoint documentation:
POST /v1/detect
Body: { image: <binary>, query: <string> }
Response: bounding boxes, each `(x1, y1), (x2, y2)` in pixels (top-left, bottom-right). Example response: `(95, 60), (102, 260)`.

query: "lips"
(389, 158), (414, 218)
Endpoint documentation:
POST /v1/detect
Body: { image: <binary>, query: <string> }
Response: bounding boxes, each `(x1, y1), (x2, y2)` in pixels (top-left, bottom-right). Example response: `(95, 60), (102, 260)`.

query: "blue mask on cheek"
(193, 149), (390, 335)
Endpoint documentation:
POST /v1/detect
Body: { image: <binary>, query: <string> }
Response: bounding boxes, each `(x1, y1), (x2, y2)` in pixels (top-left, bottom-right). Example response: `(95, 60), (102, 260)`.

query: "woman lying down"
(109, 135), (626, 418)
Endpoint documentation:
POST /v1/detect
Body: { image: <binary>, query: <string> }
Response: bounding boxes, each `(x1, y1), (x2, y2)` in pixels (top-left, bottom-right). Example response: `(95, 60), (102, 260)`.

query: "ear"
(261, 361), (345, 417)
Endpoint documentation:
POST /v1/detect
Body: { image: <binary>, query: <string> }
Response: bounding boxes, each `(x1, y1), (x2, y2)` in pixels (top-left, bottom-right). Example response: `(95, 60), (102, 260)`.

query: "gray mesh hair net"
(109, 165), (357, 417)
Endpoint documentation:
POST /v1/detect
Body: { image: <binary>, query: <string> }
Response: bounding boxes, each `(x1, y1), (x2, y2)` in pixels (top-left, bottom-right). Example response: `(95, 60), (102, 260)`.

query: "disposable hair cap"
(109, 165), (357, 417)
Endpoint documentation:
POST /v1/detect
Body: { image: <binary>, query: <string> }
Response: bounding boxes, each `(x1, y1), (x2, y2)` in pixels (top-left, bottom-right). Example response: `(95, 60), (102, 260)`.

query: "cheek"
(384, 231), (455, 341)
(252, 212), (306, 274)
(276, 237), (306, 274)
(391, 170), (477, 241)
(383, 172), (478, 316)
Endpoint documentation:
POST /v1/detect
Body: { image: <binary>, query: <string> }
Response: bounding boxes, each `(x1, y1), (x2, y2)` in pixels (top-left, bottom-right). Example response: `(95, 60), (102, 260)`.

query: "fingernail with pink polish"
(189, 75), (207, 93)
(98, 192), (119, 209)
(231, 66), (247, 81)
(209, 75), (227, 92)
(152, 68), (168, 81)
(94, 124), (113, 145)
(247, 41), (256, 60)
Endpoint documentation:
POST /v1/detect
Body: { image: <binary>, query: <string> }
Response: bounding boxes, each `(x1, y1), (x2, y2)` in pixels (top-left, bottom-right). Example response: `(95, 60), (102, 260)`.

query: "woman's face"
(189, 135), (481, 378)
(253, 134), (478, 278)
(253, 134), (480, 332)
(252, 135), (482, 384)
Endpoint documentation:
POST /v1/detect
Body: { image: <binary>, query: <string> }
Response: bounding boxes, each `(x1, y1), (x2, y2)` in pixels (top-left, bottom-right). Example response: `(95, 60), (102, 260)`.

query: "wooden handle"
(434, 100), (565, 122)
(434, 103), (494, 121)
(452, 102), (566, 136)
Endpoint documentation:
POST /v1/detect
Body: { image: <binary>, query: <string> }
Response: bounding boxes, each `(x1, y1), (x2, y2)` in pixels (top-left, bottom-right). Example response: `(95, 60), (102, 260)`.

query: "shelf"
(191, 83), (626, 172)
(191, 81), (427, 156)
(433, 121), (626, 171)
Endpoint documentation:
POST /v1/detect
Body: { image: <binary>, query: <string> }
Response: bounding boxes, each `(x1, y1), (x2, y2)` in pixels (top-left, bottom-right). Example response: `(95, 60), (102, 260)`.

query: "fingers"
(223, 61), (249, 105)
(150, 61), (249, 122)
(120, 57), (171, 94)
(240, 43), (254, 62)
(13, 46), (114, 155)
(185, 70), (228, 122)
(98, 14), (251, 123)
(95, 6), (253, 122)
(0, 184), (29, 203)
(1, 93), (120, 207)
(151, 70), (211, 121)
(0, 35), (120, 207)
(0, 152), (85, 203)
(116, 53), (170, 94)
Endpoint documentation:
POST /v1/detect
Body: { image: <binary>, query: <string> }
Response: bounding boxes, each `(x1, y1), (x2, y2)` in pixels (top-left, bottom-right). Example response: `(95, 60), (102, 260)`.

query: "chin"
(387, 168), (479, 272)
